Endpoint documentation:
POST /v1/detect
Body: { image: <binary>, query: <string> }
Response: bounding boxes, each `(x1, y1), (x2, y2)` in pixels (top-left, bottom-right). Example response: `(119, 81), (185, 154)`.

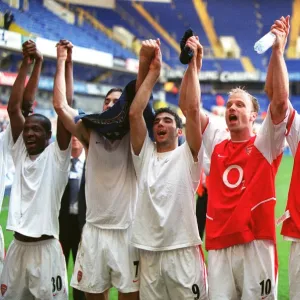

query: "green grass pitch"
(0, 155), (294, 299)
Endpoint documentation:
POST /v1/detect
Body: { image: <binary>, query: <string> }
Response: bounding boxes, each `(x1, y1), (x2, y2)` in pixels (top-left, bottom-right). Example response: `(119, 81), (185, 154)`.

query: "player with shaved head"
(0, 40), (73, 299)
(0, 40), (39, 276)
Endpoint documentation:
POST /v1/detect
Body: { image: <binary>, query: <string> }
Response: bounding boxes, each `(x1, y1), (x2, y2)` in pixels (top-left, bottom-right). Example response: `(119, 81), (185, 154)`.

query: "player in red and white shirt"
(267, 19), (300, 300)
(179, 16), (290, 299)
(279, 108), (300, 300)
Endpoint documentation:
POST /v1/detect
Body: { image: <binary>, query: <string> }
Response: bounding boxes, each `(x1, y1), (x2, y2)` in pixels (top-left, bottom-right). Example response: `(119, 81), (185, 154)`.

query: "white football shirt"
(85, 132), (138, 229)
(7, 134), (71, 239)
(0, 125), (12, 210)
(131, 135), (203, 251)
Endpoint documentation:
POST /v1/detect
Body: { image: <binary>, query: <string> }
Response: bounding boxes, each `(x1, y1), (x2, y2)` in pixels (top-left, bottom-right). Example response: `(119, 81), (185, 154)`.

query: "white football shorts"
(139, 246), (208, 300)
(208, 240), (277, 300)
(289, 241), (300, 300)
(0, 238), (68, 300)
(71, 223), (140, 294)
(0, 226), (5, 276)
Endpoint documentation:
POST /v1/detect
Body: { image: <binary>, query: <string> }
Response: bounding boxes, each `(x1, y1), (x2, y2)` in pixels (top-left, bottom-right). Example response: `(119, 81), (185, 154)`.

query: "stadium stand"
(0, 0), (300, 111)
(0, 0), (136, 59)
(70, 2), (177, 66)
(215, 59), (244, 72)
(2, 0), (274, 72)
(72, 1), (246, 71)
(206, 0), (294, 71)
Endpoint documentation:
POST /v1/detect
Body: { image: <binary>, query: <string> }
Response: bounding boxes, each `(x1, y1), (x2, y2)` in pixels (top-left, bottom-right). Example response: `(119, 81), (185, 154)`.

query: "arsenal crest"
(77, 270), (83, 283)
(1, 284), (7, 296)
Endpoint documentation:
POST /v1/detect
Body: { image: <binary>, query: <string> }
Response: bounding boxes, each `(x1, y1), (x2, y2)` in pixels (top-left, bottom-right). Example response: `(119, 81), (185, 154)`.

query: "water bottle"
(254, 32), (276, 54)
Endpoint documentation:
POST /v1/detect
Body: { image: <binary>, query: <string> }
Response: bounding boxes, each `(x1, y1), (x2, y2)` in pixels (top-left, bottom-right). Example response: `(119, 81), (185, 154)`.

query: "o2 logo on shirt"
(222, 165), (243, 188)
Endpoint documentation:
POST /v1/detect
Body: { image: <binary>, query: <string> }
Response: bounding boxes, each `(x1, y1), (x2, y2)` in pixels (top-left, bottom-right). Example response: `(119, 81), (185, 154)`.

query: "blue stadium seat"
(206, 0), (293, 72)
(0, 0), (136, 60)
(215, 59), (244, 72)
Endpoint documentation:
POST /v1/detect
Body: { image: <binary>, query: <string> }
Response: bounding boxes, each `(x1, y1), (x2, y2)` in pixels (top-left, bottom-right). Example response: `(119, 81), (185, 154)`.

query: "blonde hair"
(228, 87), (260, 113)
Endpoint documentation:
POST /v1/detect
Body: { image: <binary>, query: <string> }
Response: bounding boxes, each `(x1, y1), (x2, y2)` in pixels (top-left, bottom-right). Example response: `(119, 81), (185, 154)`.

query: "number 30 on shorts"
(52, 276), (63, 293)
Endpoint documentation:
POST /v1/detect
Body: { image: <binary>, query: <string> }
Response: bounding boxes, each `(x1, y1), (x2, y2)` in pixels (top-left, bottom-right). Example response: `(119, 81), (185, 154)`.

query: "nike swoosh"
(218, 154), (227, 158)
(133, 279), (139, 283)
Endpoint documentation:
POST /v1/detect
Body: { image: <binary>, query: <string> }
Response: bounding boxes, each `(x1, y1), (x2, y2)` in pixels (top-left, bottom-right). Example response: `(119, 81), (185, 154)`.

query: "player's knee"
(85, 290), (109, 300)
(118, 291), (139, 300)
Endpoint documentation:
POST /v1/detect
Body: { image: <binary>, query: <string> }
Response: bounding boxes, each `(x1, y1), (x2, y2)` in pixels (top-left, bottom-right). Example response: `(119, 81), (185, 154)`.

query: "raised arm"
(63, 39), (74, 105)
(53, 44), (89, 149)
(178, 38), (208, 132)
(181, 36), (202, 160)
(136, 39), (160, 92)
(53, 44), (72, 150)
(264, 51), (274, 101)
(22, 40), (43, 117)
(265, 16), (289, 100)
(130, 43), (161, 155)
(7, 49), (30, 142)
(268, 16), (290, 124)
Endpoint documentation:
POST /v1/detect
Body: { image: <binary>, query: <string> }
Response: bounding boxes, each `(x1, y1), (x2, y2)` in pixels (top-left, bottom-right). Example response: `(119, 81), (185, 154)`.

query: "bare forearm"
(265, 52), (274, 99)
(185, 64), (200, 112)
(181, 63), (207, 131)
(8, 61), (29, 113)
(23, 58), (42, 106)
(130, 70), (157, 156)
(65, 61), (74, 106)
(272, 50), (289, 104)
(269, 49), (289, 123)
(53, 59), (79, 136)
(136, 57), (151, 92)
(8, 61), (29, 142)
(53, 59), (67, 110)
(179, 68), (190, 115)
(185, 63), (201, 156)
(130, 71), (158, 116)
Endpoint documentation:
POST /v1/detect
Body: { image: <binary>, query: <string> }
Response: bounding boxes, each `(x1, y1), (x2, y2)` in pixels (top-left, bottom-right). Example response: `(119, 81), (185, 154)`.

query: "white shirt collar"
(71, 149), (86, 163)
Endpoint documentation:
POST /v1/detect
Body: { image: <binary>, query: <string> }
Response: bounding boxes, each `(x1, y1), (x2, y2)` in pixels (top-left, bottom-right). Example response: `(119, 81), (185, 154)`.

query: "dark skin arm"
(7, 51), (30, 142)
(22, 40), (43, 117)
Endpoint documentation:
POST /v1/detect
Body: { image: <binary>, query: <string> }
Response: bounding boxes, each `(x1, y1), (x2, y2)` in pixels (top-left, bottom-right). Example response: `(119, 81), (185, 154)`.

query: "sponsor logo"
(133, 279), (139, 283)
(77, 270), (83, 283)
(222, 165), (243, 188)
(1, 284), (7, 296)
